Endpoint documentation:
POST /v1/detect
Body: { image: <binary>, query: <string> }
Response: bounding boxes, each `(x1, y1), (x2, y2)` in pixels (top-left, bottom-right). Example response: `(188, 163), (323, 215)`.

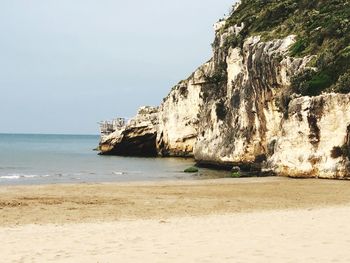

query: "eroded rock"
(99, 16), (350, 179)
(99, 107), (159, 157)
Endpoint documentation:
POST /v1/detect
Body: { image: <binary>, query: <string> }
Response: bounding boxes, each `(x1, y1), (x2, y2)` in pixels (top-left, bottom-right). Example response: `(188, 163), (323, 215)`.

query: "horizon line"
(0, 132), (100, 136)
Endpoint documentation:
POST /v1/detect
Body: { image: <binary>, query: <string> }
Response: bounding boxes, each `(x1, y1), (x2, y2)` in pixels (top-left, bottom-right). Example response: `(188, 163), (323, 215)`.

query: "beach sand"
(1, 177), (350, 262)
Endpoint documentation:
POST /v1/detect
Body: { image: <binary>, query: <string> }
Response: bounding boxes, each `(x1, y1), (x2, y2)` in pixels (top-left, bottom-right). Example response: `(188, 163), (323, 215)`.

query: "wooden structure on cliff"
(99, 118), (127, 137)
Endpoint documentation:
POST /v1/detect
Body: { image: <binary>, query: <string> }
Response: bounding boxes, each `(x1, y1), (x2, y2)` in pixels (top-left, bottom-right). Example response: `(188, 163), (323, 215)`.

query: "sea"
(0, 134), (229, 185)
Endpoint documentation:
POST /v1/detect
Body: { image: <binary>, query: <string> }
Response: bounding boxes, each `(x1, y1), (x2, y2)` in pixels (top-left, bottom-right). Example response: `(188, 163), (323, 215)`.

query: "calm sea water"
(0, 134), (229, 185)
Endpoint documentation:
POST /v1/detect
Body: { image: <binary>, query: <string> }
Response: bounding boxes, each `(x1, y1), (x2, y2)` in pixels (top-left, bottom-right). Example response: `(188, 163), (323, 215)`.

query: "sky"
(0, 0), (234, 135)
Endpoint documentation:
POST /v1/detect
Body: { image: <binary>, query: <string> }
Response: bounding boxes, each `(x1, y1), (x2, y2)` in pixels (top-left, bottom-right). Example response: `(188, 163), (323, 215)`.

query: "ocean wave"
(0, 174), (51, 180)
(113, 171), (125, 175)
(0, 175), (21, 180)
(112, 171), (143, 176)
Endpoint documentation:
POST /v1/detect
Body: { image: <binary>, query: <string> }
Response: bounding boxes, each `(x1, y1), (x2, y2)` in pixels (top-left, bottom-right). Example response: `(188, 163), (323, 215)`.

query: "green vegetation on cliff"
(184, 166), (199, 173)
(224, 0), (350, 96)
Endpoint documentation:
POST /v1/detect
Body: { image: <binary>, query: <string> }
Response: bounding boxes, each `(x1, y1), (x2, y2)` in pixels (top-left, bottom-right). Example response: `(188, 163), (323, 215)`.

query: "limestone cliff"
(100, 106), (159, 157)
(100, 0), (350, 179)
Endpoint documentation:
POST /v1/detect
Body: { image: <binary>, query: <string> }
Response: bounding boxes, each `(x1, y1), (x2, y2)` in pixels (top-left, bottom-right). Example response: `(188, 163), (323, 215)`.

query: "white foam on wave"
(113, 171), (143, 175)
(0, 174), (52, 180)
(0, 175), (21, 180)
(113, 171), (125, 175)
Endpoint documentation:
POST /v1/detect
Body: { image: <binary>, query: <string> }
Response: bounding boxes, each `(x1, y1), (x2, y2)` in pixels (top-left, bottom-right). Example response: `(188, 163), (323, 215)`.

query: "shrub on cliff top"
(333, 71), (350, 93)
(224, 0), (350, 96)
(289, 38), (307, 57)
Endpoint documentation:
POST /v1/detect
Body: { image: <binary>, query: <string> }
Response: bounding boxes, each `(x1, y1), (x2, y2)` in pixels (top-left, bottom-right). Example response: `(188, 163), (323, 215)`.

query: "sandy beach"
(1, 177), (350, 262)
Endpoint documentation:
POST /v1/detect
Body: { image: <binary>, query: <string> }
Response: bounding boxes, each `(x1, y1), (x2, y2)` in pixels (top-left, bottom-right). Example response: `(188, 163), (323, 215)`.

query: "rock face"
(156, 63), (208, 157)
(99, 10), (350, 179)
(194, 34), (310, 168)
(269, 94), (350, 179)
(100, 107), (159, 157)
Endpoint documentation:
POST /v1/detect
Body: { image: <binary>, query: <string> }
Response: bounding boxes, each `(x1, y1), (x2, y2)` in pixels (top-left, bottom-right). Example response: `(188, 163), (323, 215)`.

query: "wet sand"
(1, 177), (350, 262)
(1, 177), (350, 226)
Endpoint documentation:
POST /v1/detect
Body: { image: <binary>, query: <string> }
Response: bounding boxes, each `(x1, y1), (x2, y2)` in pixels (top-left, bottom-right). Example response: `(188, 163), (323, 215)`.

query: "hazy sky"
(0, 0), (234, 134)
